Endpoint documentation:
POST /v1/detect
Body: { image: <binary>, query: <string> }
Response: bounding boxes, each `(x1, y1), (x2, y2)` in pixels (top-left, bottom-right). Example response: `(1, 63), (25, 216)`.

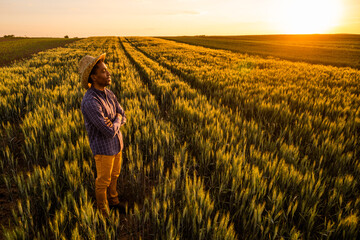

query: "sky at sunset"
(1, 0), (359, 37)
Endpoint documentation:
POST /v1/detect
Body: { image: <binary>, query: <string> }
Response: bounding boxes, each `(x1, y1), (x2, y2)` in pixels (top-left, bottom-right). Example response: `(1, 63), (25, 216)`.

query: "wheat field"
(0, 36), (359, 239)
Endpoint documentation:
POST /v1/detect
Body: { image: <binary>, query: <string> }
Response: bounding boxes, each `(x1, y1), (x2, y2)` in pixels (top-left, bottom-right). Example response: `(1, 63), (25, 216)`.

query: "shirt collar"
(90, 85), (107, 96)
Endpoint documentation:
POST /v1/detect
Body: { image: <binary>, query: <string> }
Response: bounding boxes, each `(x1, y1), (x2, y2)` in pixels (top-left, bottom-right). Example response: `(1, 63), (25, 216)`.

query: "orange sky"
(0, 0), (359, 37)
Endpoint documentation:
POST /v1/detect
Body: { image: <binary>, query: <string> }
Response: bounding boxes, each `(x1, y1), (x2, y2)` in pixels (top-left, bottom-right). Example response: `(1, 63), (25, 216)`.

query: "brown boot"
(109, 202), (126, 215)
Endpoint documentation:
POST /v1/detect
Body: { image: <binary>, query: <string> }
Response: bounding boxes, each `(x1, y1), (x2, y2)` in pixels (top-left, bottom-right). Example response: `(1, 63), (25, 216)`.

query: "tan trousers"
(94, 151), (122, 216)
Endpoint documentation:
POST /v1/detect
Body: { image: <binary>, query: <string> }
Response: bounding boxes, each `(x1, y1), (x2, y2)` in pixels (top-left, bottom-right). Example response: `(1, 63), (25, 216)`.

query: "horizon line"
(2, 32), (360, 38)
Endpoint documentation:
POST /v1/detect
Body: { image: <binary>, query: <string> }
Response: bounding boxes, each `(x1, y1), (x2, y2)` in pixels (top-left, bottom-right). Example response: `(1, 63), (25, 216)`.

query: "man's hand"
(104, 117), (113, 128)
(117, 113), (126, 125)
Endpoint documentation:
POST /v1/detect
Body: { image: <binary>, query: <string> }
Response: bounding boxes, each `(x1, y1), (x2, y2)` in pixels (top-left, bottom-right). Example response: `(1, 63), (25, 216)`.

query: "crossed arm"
(82, 98), (126, 138)
(104, 113), (126, 128)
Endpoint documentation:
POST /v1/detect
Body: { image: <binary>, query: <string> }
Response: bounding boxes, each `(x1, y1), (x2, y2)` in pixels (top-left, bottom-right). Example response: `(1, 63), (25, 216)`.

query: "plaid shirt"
(81, 86), (126, 156)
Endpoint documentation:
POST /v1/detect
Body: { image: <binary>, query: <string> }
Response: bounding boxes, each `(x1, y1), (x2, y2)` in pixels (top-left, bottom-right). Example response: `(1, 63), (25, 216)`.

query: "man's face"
(91, 61), (111, 87)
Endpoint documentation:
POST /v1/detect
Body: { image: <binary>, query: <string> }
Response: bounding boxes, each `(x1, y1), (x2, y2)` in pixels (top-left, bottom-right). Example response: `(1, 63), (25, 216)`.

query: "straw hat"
(79, 53), (106, 89)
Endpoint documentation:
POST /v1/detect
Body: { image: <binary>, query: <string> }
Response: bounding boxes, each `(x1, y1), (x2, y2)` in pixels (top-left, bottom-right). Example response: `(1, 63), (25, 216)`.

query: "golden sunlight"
(276, 0), (342, 34)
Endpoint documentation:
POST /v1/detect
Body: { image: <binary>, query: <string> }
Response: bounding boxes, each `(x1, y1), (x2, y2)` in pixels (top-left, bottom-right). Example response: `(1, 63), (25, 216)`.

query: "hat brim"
(81, 53), (106, 89)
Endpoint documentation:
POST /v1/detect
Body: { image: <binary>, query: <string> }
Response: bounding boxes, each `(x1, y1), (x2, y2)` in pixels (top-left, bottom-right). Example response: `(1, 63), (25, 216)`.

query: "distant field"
(0, 37), (82, 67)
(161, 34), (360, 69)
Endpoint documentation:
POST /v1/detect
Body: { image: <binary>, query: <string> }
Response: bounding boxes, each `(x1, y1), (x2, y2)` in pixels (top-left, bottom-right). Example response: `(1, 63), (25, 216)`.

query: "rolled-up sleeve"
(82, 98), (121, 138)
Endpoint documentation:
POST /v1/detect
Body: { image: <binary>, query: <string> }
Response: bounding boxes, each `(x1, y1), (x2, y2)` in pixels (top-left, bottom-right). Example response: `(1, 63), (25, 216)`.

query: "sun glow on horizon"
(1, 0), (358, 37)
(274, 0), (342, 34)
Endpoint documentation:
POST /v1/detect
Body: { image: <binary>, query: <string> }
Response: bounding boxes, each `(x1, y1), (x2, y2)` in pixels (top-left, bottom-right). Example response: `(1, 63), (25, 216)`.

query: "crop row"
(120, 37), (359, 239)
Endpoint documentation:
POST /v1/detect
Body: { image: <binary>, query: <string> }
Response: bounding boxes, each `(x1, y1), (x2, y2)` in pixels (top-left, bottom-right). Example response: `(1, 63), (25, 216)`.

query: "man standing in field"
(79, 53), (127, 217)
